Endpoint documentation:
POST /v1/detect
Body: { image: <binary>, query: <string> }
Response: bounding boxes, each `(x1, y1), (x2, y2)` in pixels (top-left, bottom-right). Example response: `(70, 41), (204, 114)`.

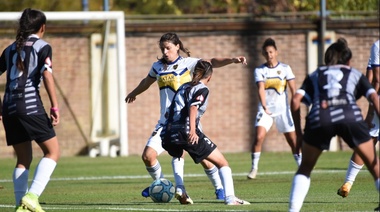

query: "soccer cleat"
(175, 187), (193, 204)
(20, 192), (45, 212)
(215, 188), (225, 200)
(374, 204), (379, 211)
(225, 196), (251, 205)
(141, 186), (149, 198)
(337, 182), (352, 198)
(247, 169), (257, 179)
(15, 205), (29, 212)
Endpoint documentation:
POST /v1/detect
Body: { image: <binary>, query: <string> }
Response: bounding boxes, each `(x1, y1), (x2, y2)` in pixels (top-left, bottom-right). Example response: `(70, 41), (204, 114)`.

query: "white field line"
(0, 169), (346, 183)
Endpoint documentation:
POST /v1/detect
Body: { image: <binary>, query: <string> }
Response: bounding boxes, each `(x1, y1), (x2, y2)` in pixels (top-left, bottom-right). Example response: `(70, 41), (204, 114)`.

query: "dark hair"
(262, 38), (277, 51)
(324, 38), (352, 65)
(16, 8), (46, 71)
(191, 60), (213, 85)
(158, 32), (190, 64)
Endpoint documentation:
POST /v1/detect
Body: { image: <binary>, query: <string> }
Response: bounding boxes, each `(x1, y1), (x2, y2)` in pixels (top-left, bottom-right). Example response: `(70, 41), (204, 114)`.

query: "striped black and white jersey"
(164, 81), (209, 134)
(297, 64), (376, 129)
(0, 34), (53, 116)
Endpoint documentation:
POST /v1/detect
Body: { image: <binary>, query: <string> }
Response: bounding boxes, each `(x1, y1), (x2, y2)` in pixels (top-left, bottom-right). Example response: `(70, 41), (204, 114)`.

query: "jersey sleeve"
(148, 62), (159, 79)
(254, 67), (264, 83)
(297, 75), (314, 106)
(285, 65), (295, 80)
(38, 44), (53, 73)
(355, 74), (376, 100)
(185, 57), (200, 74)
(188, 87), (209, 108)
(370, 41), (379, 67)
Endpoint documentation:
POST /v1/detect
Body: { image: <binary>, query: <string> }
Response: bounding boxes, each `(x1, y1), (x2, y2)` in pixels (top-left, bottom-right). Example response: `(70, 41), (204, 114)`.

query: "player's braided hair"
(158, 32), (190, 64)
(324, 38), (352, 65)
(191, 60), (213, 86)
(15, 8), (46, 71)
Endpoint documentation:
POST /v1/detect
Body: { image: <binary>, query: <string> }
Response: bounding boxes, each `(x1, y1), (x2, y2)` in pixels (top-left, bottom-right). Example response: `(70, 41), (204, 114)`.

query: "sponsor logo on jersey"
(265, 77), (287, 94)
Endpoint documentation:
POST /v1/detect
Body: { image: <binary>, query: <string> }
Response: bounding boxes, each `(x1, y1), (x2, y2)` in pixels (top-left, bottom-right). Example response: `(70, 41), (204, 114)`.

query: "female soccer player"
(0, 8), (60, 212)
(289, 38), (380, 212)
(247, 38), (301, 179)
(125, 32), (247, 204)
(161, 60), (250, 205)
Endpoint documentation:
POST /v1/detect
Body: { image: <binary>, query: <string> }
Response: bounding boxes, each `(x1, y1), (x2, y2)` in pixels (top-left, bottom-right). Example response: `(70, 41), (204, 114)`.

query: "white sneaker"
(175, 187), (193, 204)
(247, 169), (257, 179)
(225, 196), (250, 205)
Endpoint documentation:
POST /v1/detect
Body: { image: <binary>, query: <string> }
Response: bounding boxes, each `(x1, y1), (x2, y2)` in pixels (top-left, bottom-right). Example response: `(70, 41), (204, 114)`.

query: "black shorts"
(303, 121), (371, 150)
(162, 130), (217, 164)
(3, 114), (56, 146)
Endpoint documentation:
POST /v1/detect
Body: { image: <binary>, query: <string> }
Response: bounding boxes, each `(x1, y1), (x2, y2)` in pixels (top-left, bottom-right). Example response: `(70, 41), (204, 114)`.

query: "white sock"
(289, 174), (310, 212)
(204, 166), (223, 190)
(146, 160), (163, 180)
(13, 168), (29, 206)
(251, 152), (261, 170)
(172, 157), (184, 188)
(375, 178), (380, 192)
(293, 153), (302, 166)
(345, 160), (363, 184)
(219, 166), (234, 198)
(29, 157), (57, 197)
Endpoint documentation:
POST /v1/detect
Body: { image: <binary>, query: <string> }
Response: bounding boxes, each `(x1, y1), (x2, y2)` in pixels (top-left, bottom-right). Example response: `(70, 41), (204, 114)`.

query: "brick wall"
(0, 26), (378, 158)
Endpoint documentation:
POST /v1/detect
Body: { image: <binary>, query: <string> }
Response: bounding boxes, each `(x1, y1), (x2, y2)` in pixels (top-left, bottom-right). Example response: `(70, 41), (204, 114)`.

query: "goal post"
(0, 11), (128, 156)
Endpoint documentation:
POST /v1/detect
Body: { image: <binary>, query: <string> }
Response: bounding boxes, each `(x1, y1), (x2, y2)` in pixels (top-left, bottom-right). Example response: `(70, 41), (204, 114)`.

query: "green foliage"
(0, 0), (377, 14)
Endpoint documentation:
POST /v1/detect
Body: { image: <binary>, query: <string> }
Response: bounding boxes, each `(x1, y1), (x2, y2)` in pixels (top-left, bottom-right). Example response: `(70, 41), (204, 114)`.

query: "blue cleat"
(141, 186), (149, 198)
(215, 188), (225, 200)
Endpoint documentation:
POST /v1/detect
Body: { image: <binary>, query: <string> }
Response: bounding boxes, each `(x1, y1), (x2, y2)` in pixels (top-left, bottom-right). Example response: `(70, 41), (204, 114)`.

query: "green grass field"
(0, 151), (378, 211)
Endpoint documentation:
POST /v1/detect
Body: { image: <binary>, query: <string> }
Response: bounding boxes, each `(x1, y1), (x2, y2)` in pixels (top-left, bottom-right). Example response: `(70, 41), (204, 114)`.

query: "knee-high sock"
(29, 157), (57, 197)
(345, 160), (363, 184)
(204, 166), (223, 190)
(251, 152), (261, 170)
(172, 157), (184, 188)
(289, 174), (310, 212)
(146, 160), (163, 180)
(13, 168), (29, 206)
(219, 166), (234, 198)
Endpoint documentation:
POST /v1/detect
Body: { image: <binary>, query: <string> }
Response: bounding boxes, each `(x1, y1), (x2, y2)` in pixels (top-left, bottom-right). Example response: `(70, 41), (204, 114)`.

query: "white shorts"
(146, 125), (165, 155)
(369, 112), (379, 138)
(255, 109), (295, 133)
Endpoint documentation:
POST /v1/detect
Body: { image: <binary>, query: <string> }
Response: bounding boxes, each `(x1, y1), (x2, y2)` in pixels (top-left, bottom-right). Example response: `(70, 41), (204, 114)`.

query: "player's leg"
(200, 159), (225, 200)
(289, 142), (323, 212)
(12, 142), (33, 208)
(248, 111), (272, 179)
(354, 139), (380, 188)
(18, 136), (59, 212)
(141, 127), (165, 197)
(278, 109), (302, 166)
(206, 149), (250, 205)
(339, 113), (380, 197)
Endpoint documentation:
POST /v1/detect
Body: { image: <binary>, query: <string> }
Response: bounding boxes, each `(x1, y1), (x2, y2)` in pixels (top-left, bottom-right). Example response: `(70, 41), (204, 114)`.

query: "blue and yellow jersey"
(254, 62), (295, 116)
(149, 56), (200, 125)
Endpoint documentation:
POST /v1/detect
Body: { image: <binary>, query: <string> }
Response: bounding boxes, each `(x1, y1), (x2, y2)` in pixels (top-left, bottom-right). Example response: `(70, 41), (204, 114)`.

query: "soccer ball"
(149, 178), (175, 203)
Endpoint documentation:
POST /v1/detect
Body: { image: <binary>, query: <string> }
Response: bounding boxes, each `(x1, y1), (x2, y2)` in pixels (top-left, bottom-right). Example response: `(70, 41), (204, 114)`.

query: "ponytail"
(191, 60), (213, 85)
(15, 8), (46, 71)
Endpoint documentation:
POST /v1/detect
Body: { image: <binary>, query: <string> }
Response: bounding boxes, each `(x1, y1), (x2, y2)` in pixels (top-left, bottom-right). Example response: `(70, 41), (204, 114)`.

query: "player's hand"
(125, 93), (136, 103)
(188, 130), (199, 145)
(232, 56), (247, 65)
(264, 107), (272, 115)
(50, 108), (60, 126)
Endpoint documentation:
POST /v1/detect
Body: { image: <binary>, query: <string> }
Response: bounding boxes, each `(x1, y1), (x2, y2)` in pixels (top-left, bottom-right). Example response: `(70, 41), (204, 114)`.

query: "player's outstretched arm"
(209, 56), (247, 68)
